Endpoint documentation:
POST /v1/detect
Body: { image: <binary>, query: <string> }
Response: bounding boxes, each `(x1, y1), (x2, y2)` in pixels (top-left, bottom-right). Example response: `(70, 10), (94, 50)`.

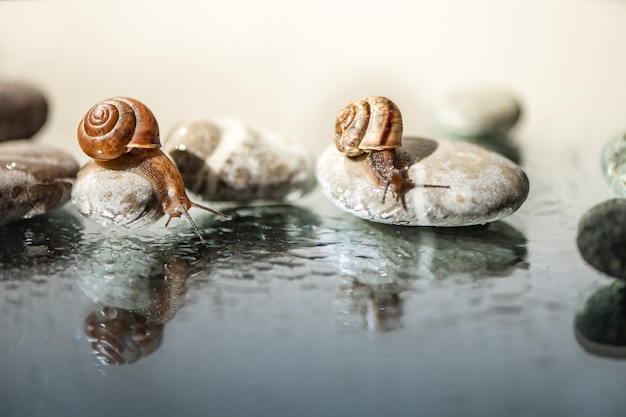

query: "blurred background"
(1, 0), (625, 164)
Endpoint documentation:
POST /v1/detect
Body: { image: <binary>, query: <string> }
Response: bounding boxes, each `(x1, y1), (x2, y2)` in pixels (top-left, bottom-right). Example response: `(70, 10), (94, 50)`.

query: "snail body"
(75, 97), (230, 241)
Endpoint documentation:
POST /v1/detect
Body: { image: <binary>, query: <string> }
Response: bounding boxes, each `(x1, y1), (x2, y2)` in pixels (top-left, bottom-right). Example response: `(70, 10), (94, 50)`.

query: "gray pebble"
(601, 131), (626, 196)
(164, 118), (315, 202)
(316, 136), (529, 226)
(0, 140), (79, 226)
(577, 199), (626, 279)
(435, 88), (521, 137)
(71, 161), (164, 228)
(0, 81), (49, 142)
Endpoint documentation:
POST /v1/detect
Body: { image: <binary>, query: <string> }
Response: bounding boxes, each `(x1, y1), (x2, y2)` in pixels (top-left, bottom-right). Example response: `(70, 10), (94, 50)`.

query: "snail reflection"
(574, 281), (626, 359)
(325, 216), (527, 332)
(76, 234), (195, 365)
(336, 279), (405, 333)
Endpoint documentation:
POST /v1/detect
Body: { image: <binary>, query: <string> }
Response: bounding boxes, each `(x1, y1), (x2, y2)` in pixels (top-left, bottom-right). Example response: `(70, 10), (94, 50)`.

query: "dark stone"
(577, 199), (626, 279)
(0, 140), (79, 226)
(0, 81), (49, 142)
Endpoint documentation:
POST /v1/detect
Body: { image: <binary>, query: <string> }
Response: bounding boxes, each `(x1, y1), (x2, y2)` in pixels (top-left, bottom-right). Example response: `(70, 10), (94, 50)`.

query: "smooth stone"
(601, 131), (626, 196)
(577, 199), (626, 279)
(71, 161), (164, 228)
(316, 137), (529, 226)
(0, 81), (49, 142)
(164, 118), (315, 202)
(0, 140), (79, 226)
(435, 88), (522, 137)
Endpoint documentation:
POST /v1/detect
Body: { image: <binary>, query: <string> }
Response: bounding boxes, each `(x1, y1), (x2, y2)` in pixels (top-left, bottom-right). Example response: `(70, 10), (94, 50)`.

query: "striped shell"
(334, 96), (403, 157)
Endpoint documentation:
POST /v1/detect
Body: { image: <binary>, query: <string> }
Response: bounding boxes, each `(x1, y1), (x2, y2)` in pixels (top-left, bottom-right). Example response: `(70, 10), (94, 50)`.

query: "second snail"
(316, 95), (530, 226)
(71, 97), (231, 242)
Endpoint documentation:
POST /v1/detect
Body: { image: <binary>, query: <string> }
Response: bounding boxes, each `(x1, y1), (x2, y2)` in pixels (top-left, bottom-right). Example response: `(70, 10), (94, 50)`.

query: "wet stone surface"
(316, 137), (529, 226)
(0, 140), (79, 226)
(435, 88), (522, 137)
(577, 198), (626, 279)
(0, 80), (49, 142)
(71, 161), (164, 228)
(164, 118), (315, 203)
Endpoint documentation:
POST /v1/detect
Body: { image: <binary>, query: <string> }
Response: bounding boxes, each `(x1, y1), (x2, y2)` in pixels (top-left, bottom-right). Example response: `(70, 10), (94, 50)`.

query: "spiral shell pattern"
(334, 96), (403, 157)
(77, 97), (161, 161)
(85, 307), (164, 366)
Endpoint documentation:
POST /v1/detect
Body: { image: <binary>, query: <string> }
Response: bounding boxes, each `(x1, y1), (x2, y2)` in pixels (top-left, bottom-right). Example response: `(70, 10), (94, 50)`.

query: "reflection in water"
(336, 279), (405, 332)
(328, 216), (527, 284)
(575, 280), (626, 359)
(0, 208), (82, 279)
(74, 204), (322, 364)
(191, 205), (322, 281)
(85, 307), (164, 365)
(327, 216), (528, 331)
(75, 234), (195, 365)
(72, 203), (528, 348)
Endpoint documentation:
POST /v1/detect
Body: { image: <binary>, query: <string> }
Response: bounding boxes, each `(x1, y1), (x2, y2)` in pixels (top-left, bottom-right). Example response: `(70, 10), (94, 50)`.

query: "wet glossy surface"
(2, 134), (626, 417)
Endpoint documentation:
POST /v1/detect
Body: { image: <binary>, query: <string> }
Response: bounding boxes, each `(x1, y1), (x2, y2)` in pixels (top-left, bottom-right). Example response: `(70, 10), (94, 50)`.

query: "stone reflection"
(0, 208), (82, 279)
(329, 216), (527, 331)
(191, 205), (321, 280)
(336, 279), (404, 332)
(76, 235), (195, 365)
(574, 281), (626, 359)
(332, 216), (527, 283)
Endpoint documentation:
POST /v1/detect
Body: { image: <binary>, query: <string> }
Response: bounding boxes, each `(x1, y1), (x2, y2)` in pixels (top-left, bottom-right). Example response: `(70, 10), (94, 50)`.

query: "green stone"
(602, 131), (626, 196)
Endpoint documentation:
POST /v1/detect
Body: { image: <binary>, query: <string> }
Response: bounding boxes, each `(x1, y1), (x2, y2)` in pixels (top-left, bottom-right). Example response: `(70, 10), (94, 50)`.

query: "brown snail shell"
(78, 97), (160, 161)
(334, 96), (403, 157)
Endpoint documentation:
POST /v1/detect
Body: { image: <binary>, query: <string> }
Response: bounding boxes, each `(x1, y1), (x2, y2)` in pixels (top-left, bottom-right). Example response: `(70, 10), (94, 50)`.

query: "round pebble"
(71, 161), (164, 228)
(0, 81), (49, 142)
(577, 199), (626, 279)
(0, 140), (79, 226)
(316, 136), (529, 226)
(163, 118), (315, 202)
(601, 131), (626, 196)
(435, 88), (522, 137)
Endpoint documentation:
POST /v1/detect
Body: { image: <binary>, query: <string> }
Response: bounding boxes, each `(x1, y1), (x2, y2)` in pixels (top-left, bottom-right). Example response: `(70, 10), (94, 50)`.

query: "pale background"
(1, 0), (625, 166)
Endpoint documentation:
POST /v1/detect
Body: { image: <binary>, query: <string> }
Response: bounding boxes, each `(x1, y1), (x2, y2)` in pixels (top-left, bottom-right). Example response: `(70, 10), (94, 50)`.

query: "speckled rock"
(0, 81), (49, 142)
(71, 161), (164, 228)
(163, 118), (315, 202)
(0, 140), (79, 226)
(316, 136), (529, 226)
(435, 88), (521, 137)
(577, 199), (626, 279)
(601, 131), (626, 196)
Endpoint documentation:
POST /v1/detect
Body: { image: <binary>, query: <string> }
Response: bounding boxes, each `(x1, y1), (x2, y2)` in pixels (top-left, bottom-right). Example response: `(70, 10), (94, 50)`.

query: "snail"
(334, 96), (448, 208)
(76, 97), (231, 242)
